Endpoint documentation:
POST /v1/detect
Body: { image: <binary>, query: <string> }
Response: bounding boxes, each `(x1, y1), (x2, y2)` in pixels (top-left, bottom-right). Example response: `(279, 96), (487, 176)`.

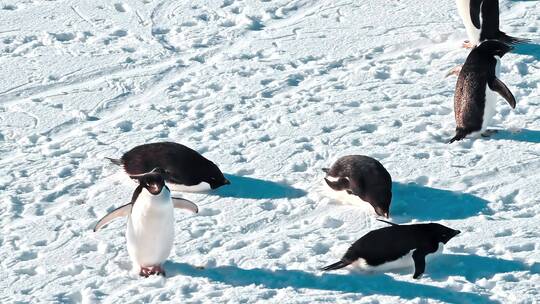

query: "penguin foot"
(139, 265), (166, 277)
(462, 40), (475, 49)
(481, 130), (498, 137)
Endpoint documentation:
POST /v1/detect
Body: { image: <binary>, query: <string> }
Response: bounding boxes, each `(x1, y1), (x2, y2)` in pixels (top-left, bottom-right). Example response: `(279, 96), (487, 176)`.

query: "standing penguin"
(456, 0), (528, 48)
(94, 168), (199, 277)
(323, 155), (392, 218)
(448, 40), (516, 143)
(107, 142), (230, 192)
(322, 219), (461, 279)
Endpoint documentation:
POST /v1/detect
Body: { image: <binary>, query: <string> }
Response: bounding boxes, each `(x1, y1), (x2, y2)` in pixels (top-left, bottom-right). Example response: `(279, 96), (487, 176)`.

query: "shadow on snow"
(391, 182), (490, 221)
(209, 174), (307, 199)
(166, 262), (497, 304)
(488, 129), (540, 144)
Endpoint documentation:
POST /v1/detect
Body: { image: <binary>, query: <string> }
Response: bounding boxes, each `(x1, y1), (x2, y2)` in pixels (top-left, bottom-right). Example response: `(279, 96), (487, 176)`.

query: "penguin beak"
(223, 179), (231, 185)
(454, 230), (461, 236)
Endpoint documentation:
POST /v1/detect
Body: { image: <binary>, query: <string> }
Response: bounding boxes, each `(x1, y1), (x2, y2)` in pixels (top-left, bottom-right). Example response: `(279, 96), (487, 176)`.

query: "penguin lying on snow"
(447, 40), (516, 143)
(455, 0), (528, 48)
(323, 155), (392, 218)
(107, 141), (230, 192)
(94, 168), (198, 277)
(322, 220), (461, 279)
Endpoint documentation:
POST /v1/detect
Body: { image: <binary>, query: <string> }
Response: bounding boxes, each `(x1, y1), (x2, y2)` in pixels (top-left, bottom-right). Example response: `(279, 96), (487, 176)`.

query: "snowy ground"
(1, 0), (540, 303)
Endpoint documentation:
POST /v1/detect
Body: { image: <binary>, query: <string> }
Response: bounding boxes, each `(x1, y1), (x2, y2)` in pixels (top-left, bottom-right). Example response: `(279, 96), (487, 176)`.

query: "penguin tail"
(321, 260), (352, 271)
(105, 157), (123, 166)
(497, 32), (530, 45)
(448, 128), (468, 144)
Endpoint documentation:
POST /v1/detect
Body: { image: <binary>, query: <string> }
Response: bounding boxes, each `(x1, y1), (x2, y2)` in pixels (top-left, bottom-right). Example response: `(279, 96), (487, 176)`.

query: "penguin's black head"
(204, 162), (230, 189)
(134, 168), (167, 195)
(428, 223), (461, 244)
(476, 40), (513, 58)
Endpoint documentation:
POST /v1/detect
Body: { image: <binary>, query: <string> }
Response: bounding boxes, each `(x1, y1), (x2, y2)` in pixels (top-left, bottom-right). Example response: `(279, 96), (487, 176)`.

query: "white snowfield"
(1, 0), (539, 303)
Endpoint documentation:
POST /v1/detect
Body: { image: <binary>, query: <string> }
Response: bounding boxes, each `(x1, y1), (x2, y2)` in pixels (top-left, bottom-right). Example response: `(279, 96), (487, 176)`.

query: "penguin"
(94, 168), (199, 277)
(323, 155), (392, 218)
(321, 219), (461, 279)
(456, 0), (528, 48)
(448, 40), (516, 143)
(107, 142), (230, 192)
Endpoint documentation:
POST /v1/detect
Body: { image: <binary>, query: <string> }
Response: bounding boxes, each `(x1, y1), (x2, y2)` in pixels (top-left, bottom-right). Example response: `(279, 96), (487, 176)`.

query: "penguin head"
(428, 223), (461, 244)
(134, 168), (167, 195)
(476, 40), (513, 58)
(203, 162), (230, 189)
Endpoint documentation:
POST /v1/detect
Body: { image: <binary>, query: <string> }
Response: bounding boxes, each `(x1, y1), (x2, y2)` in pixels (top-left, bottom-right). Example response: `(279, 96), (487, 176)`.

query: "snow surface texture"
(1, 0), (539, 303)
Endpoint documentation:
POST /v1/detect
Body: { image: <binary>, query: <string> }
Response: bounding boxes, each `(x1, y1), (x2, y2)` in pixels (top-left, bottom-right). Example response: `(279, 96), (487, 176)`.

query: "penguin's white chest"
(168, 181), (211, 192)
(480, 57), (501, 132)
(456, 0), (481, 45)
(127, 189), (175, 267)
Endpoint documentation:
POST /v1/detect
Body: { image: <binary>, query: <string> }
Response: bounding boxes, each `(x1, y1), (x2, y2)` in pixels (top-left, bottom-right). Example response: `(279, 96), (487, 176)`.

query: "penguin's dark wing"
(470, 0), (483, 29)
(94, 203), (133, 232)
(412, 249), (427, 279)
(171, 197), (199, 213)
(489, 78), (516, 109)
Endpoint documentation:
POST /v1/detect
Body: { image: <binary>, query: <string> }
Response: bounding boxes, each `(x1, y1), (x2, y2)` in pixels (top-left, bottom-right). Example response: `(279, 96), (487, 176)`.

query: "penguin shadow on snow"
(165, 262), (497, 304)
(208, 174), (307, 199)
(429, 253), (539, 282)
(512, 42), (540, 60)
(488, 129), (540, 144)
(391, 182), (490, 221)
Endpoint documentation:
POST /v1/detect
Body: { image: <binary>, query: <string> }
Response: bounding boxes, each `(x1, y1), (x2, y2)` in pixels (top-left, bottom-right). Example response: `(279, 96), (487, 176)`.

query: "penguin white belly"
(168, 181), (211, 192)
(321, 180), (376, 215)
(353, 243), (444, 273)
(481, 87), (498, 133)
(479, 56), (501, 133)
(456, 0), (481, 45)
(127, 191), (174, 267)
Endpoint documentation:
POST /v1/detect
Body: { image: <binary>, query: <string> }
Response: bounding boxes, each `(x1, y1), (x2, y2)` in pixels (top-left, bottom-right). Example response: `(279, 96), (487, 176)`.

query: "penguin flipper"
(469, 0), (483, 29)
(171, 197), (199, 213)
(94, 203), (132, 232)
(445, 66), (462, 78)
(321, 260), (352, 271)
(489, 78), (516, 109)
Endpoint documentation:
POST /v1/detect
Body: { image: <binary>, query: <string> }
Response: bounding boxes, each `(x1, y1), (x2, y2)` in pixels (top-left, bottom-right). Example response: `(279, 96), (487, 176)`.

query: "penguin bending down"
(323, 155), (392, 218)
(447, 40), (516, 143)
(321, 220), (461, 279)
(94, 168), (199, 277)
(107, 142), (230, 192)
(456, 0), (528, 48)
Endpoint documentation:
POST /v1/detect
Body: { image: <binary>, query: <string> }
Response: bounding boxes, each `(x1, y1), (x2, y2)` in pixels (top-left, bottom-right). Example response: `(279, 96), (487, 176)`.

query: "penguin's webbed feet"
(139, 265), (166, 277)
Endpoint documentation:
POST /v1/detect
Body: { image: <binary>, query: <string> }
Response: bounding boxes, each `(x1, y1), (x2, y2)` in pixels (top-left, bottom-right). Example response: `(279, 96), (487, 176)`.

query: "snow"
(1, 0), (539, 303)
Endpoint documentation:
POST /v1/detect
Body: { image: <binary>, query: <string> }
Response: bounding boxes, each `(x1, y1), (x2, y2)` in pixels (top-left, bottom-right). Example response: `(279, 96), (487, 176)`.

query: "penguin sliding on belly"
(322, 220), (461, 279)
(456, 0), (528, 48)
(107, 142), (230, 192)
(323, 155), (392, 218)
(94, 168), (199, 277)
(447, 40), (516, 143)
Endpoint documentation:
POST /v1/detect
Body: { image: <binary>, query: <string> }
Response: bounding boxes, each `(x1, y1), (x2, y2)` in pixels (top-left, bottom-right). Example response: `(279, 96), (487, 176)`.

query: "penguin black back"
(451, 40), (514, 143)
(324, 155), (392, 217)
(322, 223), (461, 279)
(113, 142), (230, 190)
